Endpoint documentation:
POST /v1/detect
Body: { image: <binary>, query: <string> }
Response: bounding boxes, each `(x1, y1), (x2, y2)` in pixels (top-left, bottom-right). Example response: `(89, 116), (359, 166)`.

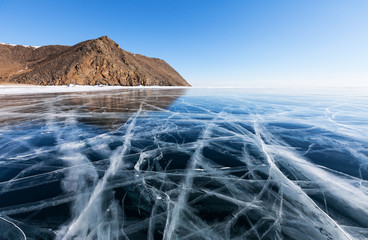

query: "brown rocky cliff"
(0, 36), (190, 86)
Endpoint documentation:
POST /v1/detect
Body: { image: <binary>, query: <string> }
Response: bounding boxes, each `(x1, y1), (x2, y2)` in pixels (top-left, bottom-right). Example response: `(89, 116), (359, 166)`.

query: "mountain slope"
(0, 36), (190, 86)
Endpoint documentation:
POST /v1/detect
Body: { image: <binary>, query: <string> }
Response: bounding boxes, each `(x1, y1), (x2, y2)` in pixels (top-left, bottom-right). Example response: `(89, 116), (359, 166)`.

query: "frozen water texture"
(0, 88), (367, 239)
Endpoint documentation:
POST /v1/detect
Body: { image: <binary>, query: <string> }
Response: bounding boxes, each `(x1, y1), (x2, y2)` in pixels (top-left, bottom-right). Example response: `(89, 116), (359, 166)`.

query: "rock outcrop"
(0, 36), (190, 86)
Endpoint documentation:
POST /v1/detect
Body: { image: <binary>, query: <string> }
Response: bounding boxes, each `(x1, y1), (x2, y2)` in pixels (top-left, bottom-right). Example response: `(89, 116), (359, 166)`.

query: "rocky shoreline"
(0, 36), (190, 87)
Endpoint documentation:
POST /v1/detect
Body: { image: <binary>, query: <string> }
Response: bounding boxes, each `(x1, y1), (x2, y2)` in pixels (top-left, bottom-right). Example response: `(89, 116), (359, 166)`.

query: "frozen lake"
(0, 88), (368, 239)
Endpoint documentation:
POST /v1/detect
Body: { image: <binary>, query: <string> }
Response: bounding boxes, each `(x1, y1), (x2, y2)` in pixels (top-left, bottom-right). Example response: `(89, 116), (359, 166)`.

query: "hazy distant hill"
(0, 36), (190, 86)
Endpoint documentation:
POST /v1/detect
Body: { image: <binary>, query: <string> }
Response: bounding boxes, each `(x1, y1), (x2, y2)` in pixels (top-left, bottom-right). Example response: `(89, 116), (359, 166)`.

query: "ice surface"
(0, 88), (367, 239)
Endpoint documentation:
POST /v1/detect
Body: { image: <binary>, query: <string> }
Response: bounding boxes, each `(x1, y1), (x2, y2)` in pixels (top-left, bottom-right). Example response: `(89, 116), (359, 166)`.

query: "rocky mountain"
(0, 36), (190, 86)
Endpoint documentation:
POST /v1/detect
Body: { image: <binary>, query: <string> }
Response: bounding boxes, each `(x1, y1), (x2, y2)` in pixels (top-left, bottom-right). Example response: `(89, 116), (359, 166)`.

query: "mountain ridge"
(0, 36), (190, 86)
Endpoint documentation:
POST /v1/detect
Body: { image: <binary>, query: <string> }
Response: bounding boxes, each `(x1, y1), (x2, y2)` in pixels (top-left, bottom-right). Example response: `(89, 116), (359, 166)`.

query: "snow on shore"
(0, 85), (188, 95)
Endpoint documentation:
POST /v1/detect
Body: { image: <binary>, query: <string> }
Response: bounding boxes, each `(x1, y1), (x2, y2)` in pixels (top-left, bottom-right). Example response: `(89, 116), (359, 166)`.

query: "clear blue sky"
(1, 0), (367, 87)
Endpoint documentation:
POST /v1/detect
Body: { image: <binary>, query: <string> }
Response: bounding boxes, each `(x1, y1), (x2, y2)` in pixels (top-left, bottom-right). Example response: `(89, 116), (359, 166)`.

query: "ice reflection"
(0, 88), (367, 240)
(0, 88), (186, 129)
